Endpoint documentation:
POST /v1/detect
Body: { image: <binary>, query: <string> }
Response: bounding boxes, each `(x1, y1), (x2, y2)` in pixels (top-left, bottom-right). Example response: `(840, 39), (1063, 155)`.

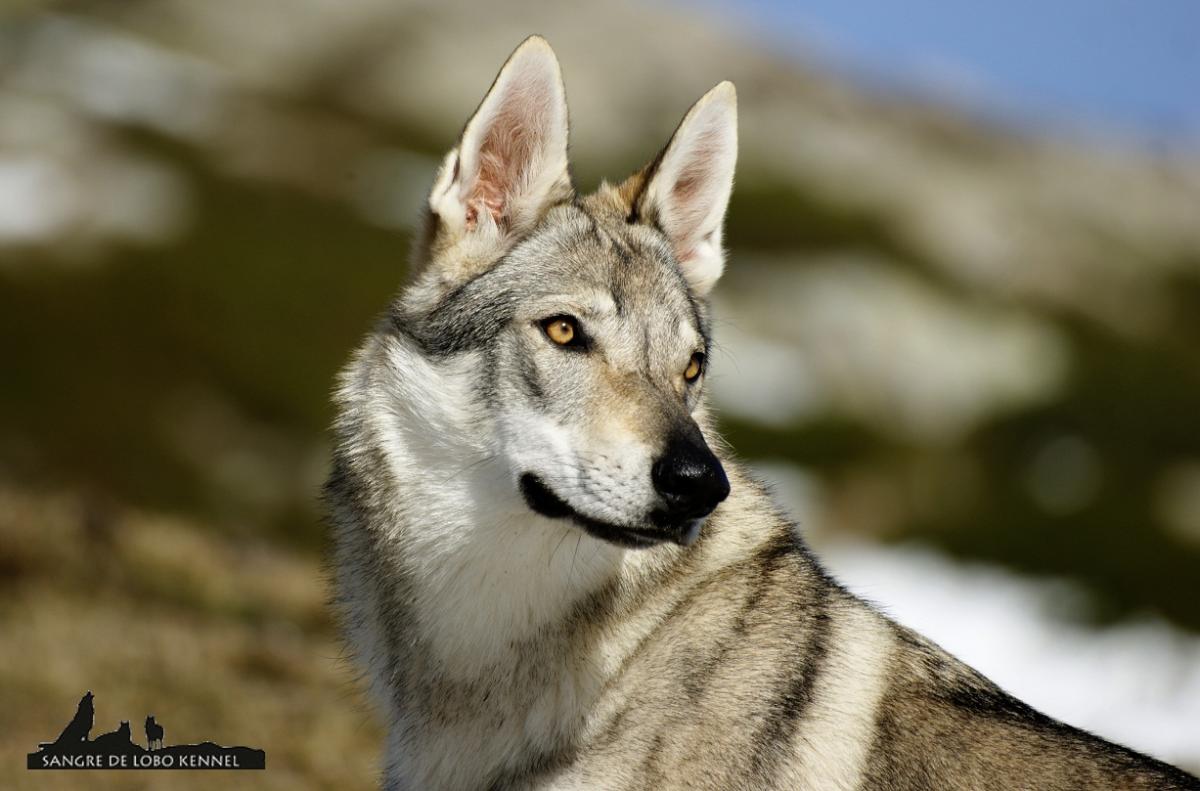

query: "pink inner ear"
(469, 84), (547, 228)
(661, 126), (726, 247)
(673, 172), (701, 203)
(468, 151), (507, 227)
(666, 163), (715, 248)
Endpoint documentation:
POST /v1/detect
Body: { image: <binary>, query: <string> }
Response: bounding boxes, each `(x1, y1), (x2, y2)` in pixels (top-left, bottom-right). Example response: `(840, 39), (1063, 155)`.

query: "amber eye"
(684, 352), (705, 383)
(541, 316), (579, 346)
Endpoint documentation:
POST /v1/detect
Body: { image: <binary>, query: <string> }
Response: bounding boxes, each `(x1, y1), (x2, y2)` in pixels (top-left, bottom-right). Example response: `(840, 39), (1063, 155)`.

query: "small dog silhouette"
(145, 715), (164, 750)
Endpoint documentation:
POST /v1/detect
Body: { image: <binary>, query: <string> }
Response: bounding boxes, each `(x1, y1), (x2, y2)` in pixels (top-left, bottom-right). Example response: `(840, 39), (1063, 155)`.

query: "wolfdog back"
(324, 35), (1200, 791)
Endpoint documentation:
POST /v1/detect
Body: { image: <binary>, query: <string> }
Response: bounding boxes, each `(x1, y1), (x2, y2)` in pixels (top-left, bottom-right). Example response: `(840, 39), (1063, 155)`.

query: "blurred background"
(2, 0), (1198, 787)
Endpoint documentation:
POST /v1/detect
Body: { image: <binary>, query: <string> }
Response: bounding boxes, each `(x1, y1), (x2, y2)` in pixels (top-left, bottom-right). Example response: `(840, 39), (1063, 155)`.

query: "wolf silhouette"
(48, 691), (93, 747)
(92, 721), (132, 751)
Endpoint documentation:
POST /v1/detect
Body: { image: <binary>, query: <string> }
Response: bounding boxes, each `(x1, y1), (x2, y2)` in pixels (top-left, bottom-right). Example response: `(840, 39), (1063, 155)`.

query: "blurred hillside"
(2, 0), (1200, 785)
(0, 485), (380, 790)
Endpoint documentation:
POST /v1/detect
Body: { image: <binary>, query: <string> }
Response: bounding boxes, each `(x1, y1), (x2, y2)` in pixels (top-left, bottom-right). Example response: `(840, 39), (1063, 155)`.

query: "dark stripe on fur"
(942, 683), (1200, 786)
(751, 577), (834, 783)
(393, 265), (515, 357)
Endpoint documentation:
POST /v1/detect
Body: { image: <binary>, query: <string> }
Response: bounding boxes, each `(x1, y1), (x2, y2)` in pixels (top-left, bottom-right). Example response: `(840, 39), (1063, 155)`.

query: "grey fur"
(326, 37), (1200, 791)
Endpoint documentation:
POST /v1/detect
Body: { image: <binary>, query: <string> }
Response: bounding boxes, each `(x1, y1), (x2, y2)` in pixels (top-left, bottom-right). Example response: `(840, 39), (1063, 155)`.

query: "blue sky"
(689, 0), (1200, 145)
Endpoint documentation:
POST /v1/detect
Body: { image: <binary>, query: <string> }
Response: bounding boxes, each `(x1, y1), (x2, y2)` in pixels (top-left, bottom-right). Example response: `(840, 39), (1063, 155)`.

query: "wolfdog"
(326, 36), (1200, 790)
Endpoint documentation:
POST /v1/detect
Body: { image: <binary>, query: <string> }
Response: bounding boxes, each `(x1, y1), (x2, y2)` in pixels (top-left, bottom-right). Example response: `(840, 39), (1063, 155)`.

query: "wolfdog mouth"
(519, 473), (697, 549)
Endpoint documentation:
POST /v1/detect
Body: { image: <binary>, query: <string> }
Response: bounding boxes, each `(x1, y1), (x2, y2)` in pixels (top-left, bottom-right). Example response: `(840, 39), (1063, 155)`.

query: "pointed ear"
(634, 82), (737, 297)
(428, 36), (572, 246)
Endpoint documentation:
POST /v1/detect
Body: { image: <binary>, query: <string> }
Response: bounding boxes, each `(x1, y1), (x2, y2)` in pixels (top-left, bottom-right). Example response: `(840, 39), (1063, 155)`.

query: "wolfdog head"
(377, 36), (737, 549)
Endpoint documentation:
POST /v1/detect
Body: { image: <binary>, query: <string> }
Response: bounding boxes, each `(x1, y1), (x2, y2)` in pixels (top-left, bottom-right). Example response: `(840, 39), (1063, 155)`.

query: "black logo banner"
(27, 692), (265, 771)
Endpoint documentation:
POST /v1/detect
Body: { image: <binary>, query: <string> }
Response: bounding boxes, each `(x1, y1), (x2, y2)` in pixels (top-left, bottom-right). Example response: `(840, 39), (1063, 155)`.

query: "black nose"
(651, 429), (731, 520)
